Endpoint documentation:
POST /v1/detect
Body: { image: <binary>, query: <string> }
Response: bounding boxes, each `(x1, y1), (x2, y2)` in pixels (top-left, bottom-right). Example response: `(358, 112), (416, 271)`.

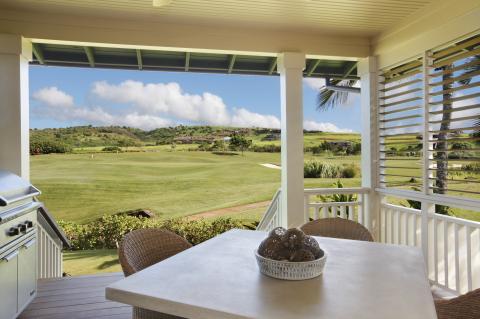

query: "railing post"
(421, 201), (434, 269)
(358, 56), (379, 238)
(304, 194), (310, 223)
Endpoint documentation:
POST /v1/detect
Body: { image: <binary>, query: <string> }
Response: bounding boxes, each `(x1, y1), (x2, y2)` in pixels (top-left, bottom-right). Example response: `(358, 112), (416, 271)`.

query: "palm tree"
(434, 54), (479, 195)
(317, 53), (479, 198)
(316, 78), (359, 111)
(434, 64), (453, 195)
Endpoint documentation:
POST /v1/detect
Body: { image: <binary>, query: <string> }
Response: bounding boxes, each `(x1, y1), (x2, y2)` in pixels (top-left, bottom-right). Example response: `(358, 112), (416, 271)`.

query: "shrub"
(30, 140), (72, 155)
(346, 142), (361, 155)
(197, 142), (211, 151)
(102, 146), (122, 152)
(443, 151), (475, 159)
(58, 215), (248, 250)
(304, 161), (340, 178)
(462, 162), (480, 172)
(252, 144), (281, 153)
(229, 133), (252, 154)
(304, 161), (358, 178)
(341, 164), (358, 178)
(451, 142), (473, 150)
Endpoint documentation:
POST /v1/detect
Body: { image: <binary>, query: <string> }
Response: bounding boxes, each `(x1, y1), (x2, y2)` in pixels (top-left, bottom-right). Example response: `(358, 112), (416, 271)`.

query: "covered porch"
(0, 0), (479, 318)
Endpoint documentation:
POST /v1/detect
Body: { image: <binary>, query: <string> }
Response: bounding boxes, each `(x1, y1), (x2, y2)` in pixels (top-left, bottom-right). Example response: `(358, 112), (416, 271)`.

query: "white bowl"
(255, 250), (327, 280)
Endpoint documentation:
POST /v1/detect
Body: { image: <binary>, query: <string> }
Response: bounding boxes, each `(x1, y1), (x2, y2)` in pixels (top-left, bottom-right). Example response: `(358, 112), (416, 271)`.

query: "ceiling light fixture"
(153, 0), (173, 7)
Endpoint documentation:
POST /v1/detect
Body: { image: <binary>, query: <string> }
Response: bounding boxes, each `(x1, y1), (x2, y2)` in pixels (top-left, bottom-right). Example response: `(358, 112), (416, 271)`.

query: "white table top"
(106, 229), (437, 319)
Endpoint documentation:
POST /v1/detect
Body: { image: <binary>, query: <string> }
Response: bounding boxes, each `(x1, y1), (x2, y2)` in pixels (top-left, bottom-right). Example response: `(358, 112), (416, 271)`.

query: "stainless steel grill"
(0, 170), (41, 319)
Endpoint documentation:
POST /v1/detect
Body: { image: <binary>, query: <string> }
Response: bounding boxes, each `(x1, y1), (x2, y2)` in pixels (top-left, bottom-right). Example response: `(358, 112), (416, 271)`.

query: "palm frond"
(316, 79), (358, 111)
(458, 54), (480, 85)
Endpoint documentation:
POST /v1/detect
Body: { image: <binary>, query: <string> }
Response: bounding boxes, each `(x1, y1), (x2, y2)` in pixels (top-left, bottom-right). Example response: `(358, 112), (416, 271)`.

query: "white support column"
(358, 56), (380, 238)
(0, 34), (32, 179)
(421, 51), (434, 265)
(277, 52), (305, 228)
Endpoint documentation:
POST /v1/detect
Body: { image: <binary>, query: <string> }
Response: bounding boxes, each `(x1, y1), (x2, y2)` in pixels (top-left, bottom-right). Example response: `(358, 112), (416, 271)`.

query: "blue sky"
(29, 66), (361, 132)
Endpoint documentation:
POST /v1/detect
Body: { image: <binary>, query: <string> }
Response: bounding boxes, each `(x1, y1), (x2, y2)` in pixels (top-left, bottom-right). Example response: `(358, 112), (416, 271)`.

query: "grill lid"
(0, 170), (40, 206)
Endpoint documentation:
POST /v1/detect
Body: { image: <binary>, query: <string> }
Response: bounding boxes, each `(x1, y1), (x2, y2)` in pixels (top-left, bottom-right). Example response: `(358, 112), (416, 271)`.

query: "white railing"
(259, 187), (480, 294)
(258, 187), (370, 230)
(380, 203), (422, 246)
(378, 189), (480, 295)
(37, 221), (63, 279)
(304, 187), (370, 229)
(257, 189), (281, 231)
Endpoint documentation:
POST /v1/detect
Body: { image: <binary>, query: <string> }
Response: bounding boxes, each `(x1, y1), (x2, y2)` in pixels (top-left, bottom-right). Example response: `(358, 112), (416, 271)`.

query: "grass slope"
(63, 249), (121, 275)
(32, 151), (360, 223)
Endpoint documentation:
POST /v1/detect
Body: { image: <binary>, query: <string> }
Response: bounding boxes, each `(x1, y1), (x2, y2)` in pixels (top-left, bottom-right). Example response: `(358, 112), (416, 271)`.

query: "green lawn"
(31, 149), (478, 224)
(31, 151), (361, 223)
(63, 249), (121, 275)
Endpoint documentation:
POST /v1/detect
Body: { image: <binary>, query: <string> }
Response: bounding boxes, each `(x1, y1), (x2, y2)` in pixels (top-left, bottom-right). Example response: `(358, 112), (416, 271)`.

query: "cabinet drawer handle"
(1, 250), (19, 262)
(23, 238), (36, 249)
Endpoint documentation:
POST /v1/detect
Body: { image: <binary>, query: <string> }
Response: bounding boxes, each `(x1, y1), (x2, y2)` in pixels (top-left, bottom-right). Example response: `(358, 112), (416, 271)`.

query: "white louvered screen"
(426, 34), (480, 200)
(378, 59), (424, 191)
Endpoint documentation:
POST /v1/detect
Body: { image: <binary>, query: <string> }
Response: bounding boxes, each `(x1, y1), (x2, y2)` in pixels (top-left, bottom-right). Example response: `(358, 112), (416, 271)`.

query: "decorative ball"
(268, 227), (287, 240)
(258, 236), (284, 260)
(290, 249), (316, 262)
(283, 228), (305, 250)
(258, 227), (324, 262)
(303, 236), (324, 259)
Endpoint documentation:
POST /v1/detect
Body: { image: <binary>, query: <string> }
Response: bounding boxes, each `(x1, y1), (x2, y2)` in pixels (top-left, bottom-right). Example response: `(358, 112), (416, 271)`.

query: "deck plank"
(19, 272), (131, 319)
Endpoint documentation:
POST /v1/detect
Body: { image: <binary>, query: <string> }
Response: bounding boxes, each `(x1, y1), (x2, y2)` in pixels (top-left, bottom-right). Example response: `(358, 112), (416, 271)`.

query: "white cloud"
(303, 120), (354, 133)
(32, 83), (357, 133)
(32, 86), (174, 130)
(92, 81), (231, 125)
(91, 80), (285, 128)
(231, 108), (280, 129)
(33, 87), (74, 108)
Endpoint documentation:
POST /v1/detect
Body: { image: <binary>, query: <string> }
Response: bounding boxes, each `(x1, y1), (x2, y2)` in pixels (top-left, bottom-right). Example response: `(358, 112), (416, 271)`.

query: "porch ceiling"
(0, 0), (435, 37)
(30, 42), (359, 79)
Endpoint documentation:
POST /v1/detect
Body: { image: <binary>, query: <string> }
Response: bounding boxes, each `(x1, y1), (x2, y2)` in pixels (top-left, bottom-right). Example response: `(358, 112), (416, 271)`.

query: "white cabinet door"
(0, 249), (18, 319)
(18, 237), (37, 312)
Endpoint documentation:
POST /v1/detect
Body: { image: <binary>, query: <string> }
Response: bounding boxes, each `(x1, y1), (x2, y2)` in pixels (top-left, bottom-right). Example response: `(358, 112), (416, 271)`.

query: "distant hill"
(30, 125), (284, 148)
(30, 125), (362, 153)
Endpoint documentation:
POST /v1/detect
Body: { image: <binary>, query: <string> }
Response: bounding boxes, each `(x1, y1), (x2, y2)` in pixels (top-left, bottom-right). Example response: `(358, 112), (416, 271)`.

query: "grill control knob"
(25, 221), (33, 228)
(7, 227), (20, 236)
(18, 224), (27, 232)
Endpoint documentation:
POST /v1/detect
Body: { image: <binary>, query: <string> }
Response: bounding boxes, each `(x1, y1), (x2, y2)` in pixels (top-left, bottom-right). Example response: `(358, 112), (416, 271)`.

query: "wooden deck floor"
(19, 272), (131, 319)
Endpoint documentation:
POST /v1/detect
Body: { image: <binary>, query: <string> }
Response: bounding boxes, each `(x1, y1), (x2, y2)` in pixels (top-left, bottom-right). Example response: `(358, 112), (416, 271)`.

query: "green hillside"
(30, 125), (364, 149)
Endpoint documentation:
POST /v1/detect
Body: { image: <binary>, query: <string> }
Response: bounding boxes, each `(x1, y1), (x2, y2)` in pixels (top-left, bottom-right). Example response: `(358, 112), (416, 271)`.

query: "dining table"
(106, 229), (437, 319)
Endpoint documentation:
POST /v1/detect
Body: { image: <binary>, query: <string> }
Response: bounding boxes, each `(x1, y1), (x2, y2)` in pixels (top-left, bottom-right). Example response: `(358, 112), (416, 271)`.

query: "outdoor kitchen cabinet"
(0, 171), (39, 319)
(17, 235), (37, 312)
(0, 247), (18, 319)
(0, 230), (37, 319)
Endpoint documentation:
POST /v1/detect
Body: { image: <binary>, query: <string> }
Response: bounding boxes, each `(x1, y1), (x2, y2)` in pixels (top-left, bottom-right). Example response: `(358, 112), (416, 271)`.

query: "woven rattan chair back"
(119, 228), (192, 277)
(119, 229), (192, 319)
(435, 288), (480, 319)
(301, 217), (374, 242)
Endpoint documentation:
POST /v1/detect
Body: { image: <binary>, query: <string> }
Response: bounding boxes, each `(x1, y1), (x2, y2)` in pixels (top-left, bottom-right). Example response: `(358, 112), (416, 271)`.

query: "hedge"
(58, 215), (254, 250)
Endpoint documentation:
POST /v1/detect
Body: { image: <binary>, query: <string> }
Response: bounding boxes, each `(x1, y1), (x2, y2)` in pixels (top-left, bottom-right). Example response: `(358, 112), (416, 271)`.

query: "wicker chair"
(435, 289), (480, 319)
(300, 218), (374, 242)
(119, 228), (192, 319)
